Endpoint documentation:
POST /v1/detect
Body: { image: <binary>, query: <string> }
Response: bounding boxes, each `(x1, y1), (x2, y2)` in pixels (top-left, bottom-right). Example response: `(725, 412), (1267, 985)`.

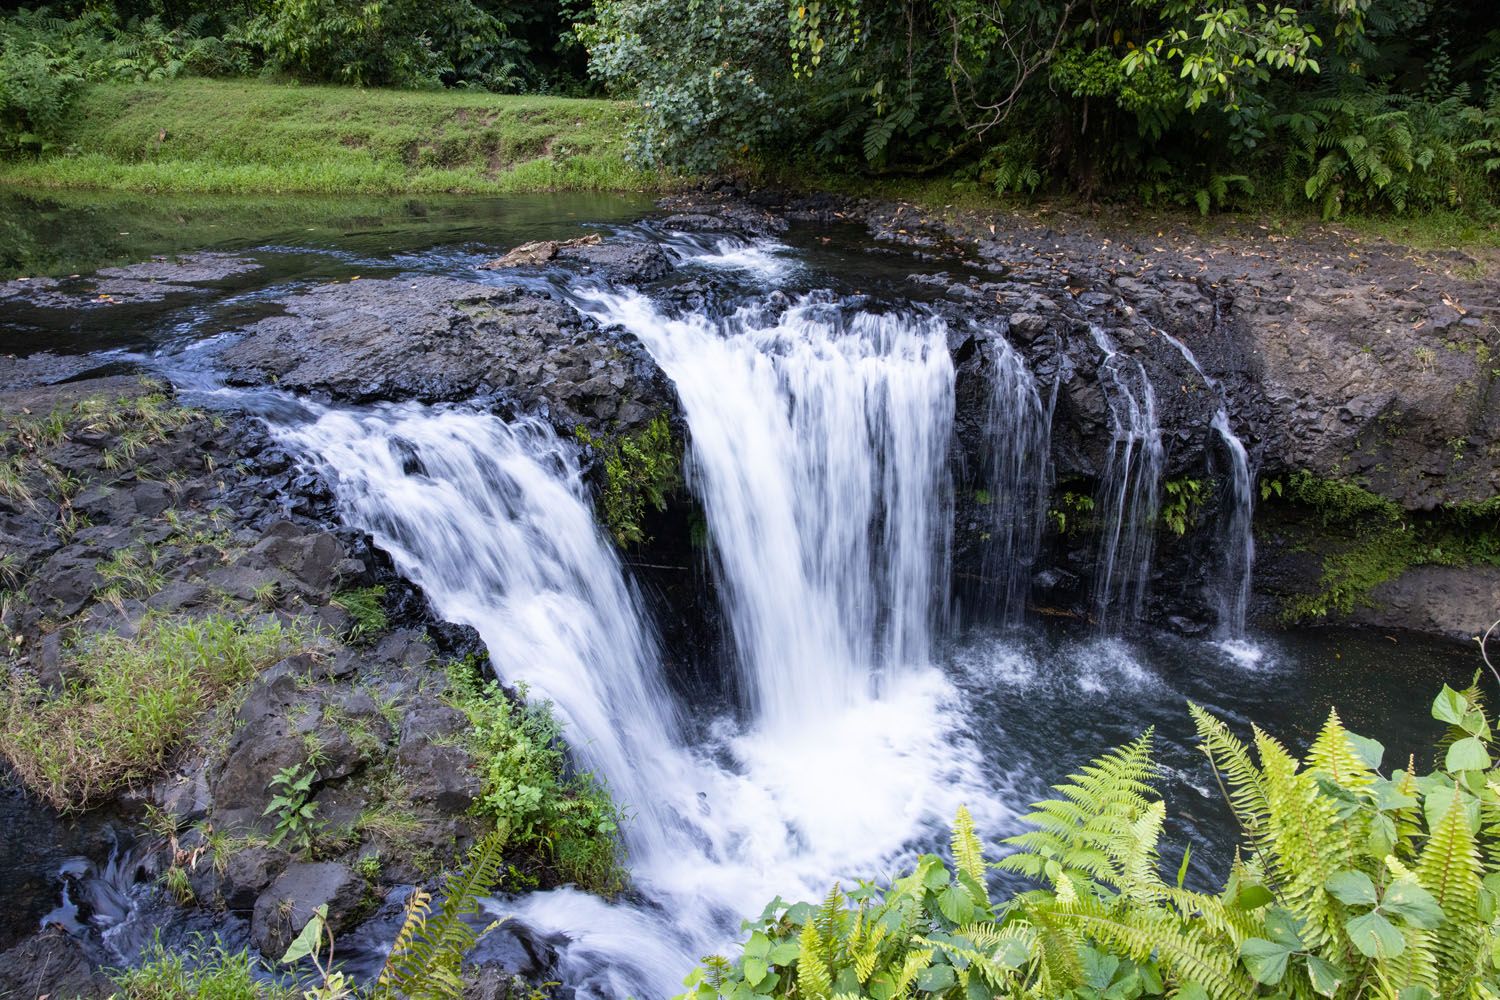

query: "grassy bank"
(0, 79), (668, 195)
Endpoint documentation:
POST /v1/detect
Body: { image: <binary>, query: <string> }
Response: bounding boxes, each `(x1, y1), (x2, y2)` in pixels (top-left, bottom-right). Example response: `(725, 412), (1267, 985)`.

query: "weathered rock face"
(217, 276), (675, 437)
(0, 927), (113, 999)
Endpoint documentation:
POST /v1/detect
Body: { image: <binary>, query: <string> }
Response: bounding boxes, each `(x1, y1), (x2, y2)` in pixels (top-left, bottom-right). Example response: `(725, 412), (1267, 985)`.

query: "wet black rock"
(555, 240), (673, 283)
(251, 861), (366, 960)
(0, 927), (113, 999)
(217, 277), (675, 437)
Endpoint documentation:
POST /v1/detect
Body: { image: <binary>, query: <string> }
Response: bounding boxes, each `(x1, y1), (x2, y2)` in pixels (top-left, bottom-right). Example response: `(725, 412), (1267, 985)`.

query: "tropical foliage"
(683, 682), (1500, 998)
(583, 0), (1500, 215)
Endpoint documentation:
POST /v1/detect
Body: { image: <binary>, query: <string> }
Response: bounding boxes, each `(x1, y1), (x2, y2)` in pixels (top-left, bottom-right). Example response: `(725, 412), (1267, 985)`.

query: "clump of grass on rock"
(0, 613), (307, 810)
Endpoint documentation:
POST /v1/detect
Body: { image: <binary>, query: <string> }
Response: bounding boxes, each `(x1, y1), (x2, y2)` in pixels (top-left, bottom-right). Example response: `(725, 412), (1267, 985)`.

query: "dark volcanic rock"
(217, 277), (674, 436)
(0, 927), (112, 998)
(555, 239), (673, 283)
(251, 861), (366, 960)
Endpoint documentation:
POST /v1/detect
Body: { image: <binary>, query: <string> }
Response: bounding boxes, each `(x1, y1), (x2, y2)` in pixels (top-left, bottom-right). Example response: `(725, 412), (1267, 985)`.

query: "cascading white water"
(1156, 330), (1257, 639)
(1211, 409), (1255, 638)
(975, 335), (1054, 625)
(272, 394), (1003, 999)
(574, 288), (956, 731)
(1087, 327), (1164, 629)
(272, 405), (690, 848)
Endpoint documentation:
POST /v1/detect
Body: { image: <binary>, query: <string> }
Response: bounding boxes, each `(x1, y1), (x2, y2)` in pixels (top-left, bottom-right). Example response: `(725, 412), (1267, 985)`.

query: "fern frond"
(951, 805), (989, 900)
(1418, 783), (1485, 991)
(797, 921), (832, 1000)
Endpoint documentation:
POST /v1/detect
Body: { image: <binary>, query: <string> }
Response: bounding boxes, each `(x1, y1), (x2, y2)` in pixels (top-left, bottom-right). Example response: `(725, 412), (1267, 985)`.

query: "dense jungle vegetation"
(1, 0), (1497, 215)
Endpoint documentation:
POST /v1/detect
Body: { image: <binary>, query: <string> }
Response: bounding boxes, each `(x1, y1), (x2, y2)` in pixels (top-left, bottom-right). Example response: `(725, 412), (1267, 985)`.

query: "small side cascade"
(976, 335), (1054, 626)
(1087, 326), (1164, 629)
(1157, 329), (1257, 639)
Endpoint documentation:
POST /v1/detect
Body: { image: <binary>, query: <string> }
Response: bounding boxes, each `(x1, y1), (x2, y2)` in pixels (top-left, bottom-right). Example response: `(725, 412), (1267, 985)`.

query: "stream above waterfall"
(0, 190), (1490, 998)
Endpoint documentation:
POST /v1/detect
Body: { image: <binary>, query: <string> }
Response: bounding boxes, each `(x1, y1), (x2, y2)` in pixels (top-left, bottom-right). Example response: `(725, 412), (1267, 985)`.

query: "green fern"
(374, 828), (509, 999)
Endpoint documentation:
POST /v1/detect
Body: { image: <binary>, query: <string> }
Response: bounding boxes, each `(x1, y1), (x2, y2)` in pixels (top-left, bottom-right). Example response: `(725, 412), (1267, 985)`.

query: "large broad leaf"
(744, 931), (770, 958)
(1231, 882), (1275, 910)
(769, 940), (800, 965)
(1326, 869), (1378, 907)
(1081, 947), (1120, 990)
(936, 883), (975, 923)
(1348, 733), (1386, 770)
(1347, 910), (1406, 958)
(1433, 685), (1469, 725)
(1383, 878), (1445, 928)
(1263, 907), (1306, 949)
(1446, 736), (1491, 772)
(279, 904), (328, 965)
(1398, 987), (1437, 1000)
(1305, 955), (1347, 997)
(741, 958), (768, 988)
(916, 963), (955, 992)
(1240, 937), (1293, 985)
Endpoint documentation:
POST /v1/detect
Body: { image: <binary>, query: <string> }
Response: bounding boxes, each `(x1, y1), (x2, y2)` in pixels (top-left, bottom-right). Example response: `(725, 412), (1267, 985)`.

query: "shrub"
(685, 682), (1500, 999)
(0, 613), (306, 810)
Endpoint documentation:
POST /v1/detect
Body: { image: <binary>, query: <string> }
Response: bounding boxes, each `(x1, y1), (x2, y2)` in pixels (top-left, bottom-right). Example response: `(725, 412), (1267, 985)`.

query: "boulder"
(251, 862), (366, 960)
(0, 928), (111, 999)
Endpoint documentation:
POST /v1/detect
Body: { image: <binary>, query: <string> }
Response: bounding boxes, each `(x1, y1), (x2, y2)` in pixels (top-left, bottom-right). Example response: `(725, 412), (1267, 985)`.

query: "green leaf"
(1240, 938), (1292, 985)
(279, 904), (327, 965)
(1446, 736), (1491, 772)
(916, 963), (955, 992)
(1460, 709), (1491, 739)
(769, 941), (800, 965)
(744, 931), (770, 959)
(1382, 878), (1444, 928)
(1177, 985), (1210, 1000)
(1348, 733), (1385, 769)
(1346, 910), (1405, 958)
(1230, 881), (1278, 911)
(1176, 844), (1192, 889)
(920, 856), (950, 890)
(1398, 988), (1437, 1000)
(1326, 869), (1377, 907)
(1433, 685), (1468, 724)
(1263, 907), (1305, 949)
(1305, 955), (1346, 997)
(936, 883), (974, 923)
(742, 957), (768, 987)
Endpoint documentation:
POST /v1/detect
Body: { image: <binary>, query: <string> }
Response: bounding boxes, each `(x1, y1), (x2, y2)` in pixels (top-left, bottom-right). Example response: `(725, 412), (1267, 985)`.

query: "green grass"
(0, 79), (673, 195)
(0, 613), (307, 810)
(112, 936), (294, 1000)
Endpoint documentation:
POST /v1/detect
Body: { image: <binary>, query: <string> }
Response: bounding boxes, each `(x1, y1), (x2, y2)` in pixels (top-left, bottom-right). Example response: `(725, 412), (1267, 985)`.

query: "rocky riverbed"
(0, 188), (1495, 995)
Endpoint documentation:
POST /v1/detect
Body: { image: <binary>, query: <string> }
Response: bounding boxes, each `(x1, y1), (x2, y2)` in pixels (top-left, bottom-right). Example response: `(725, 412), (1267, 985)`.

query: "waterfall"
(575, 288), (955, 731)
(1087, 327), (1164, 629)
(1210, 409), (1255, 638)
(975, 335), (1053, 625)
(271, 390), (1000, 999)
(271, 404), (690, 850)
(1155, 330), (1257, 639)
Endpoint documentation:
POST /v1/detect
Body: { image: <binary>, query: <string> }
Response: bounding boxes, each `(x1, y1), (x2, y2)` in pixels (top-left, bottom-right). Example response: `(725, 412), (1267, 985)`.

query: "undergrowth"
(444, 659), (625, 895)
(0, 613), (307, 809)
(112, 935), (294, 1000)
